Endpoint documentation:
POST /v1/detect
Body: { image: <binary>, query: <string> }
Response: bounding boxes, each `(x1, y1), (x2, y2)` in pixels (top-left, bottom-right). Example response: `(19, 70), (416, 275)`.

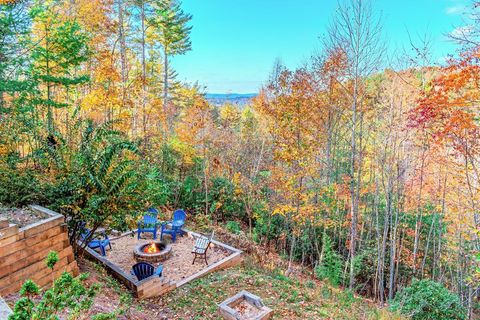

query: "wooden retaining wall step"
(0, 218), (9, 229)
(35, 261), (79, 289)
(0, 224), (19, 240)
(0, 241), (66, 279)
(0, 261), (79, 296)
(0, 257), (68, 295)
(0, 233), (21, 247)
(0, 231), (69, 267)
(0, 248), (73, 290)
(23, 215), (64, 238)
(0, 223), (64, 254)
(0, 205), (78, 296)
(0, 224), (65, 256)
(137, 278), (177, 299)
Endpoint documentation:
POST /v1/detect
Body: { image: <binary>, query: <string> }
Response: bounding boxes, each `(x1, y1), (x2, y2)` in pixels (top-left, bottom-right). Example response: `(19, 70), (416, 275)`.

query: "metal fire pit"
(133, 241), (172, 263)
(218, 290), (273, 320)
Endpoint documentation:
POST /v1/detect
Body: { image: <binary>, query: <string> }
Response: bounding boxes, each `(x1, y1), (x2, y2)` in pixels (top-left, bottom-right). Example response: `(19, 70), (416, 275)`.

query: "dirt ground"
(0, 206), (46, 228)
(234, 299), (261, 320)
(105, 233), (231, 283)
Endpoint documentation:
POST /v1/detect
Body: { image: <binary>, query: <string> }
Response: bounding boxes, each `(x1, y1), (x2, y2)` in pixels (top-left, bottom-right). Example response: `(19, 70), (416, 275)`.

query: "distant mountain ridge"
(205, 93), (257, 106)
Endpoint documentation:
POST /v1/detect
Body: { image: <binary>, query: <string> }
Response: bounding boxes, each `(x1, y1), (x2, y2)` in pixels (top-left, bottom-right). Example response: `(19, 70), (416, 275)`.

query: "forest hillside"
(1, 0), (480, 319)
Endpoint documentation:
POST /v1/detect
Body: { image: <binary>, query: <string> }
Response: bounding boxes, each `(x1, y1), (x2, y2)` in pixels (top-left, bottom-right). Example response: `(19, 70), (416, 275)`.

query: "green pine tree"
(0, 1), (31, 110)
(29, 1), (90, 136)
(150, 0), (192, 131)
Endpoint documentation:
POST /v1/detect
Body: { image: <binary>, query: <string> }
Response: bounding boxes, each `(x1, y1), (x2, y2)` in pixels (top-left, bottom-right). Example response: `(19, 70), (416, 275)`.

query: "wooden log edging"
(80, 244), (140, 291)
(83, 227), (243, 299)
(0, 205), (79, 296)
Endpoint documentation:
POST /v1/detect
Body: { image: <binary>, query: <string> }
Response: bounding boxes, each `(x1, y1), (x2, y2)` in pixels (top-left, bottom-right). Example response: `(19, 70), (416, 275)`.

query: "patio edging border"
(82, 227), (243, 299)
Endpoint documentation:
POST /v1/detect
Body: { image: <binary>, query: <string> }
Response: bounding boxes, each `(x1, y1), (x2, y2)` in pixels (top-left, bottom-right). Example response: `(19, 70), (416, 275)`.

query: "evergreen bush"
(389, 279), (466, 320)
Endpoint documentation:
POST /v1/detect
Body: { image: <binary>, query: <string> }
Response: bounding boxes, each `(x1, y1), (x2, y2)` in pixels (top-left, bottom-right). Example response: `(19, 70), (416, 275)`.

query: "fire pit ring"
(134, 241), (172, 263)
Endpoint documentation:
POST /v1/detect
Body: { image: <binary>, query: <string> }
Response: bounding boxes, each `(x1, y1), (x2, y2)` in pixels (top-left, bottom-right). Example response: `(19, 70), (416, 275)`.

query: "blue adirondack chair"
(80, 223), (111, 256)
(131, 262), (163, 281)
(160, 209), (186, 242)
(137, 207), (159, 239)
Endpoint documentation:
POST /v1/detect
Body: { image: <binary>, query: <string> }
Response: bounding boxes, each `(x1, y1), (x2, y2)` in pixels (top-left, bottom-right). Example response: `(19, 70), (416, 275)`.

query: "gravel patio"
(105, 233), (231, 283)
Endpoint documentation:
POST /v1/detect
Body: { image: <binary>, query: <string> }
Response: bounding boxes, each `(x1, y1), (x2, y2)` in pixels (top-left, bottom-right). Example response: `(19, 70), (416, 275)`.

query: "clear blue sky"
(172, 0), (468, 94)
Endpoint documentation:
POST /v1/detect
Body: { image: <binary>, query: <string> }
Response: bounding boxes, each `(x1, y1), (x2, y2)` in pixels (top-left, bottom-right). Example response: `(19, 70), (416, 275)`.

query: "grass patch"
(161, 264), (404, 319)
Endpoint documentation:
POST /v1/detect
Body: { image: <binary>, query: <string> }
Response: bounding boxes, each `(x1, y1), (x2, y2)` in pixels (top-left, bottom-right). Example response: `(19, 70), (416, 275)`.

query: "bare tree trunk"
(118, 0), (127, 123)
(203, 143), (208, 216)
(379, 177), (391, 305)
(434, 174), (447, 281)
(413, 144), (426, 274)
(163, 46), (169, 133)
(45, 24), (53, 135)
(140, 0), (147, 141)
(420, 215), (435, 277)
(325, 0), (384, 290)
(374, 178), (382, 301)
(463, 142), (480, 251)
(348, 79), (358, 290)
(388, 166), (402, 300)
(388, 204), (399, 300)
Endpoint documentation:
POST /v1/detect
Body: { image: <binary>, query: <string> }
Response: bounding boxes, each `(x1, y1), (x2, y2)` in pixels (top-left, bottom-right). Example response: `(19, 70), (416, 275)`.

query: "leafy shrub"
(45, 251), (59, 269)
(389, 278), (466, 320)
(91, 313), (117, 320)
(252, 201), (285, 243)
(208, 176), (244, 221)
(305, 280), (316, 289)
(352, 247), (377, 292)
(1, 120), (149, 248)
(314, 234), (343, 286)
(192, 213), (213, 232)
(177, 172), (205, 212)
(226, 220), (241, 234)
(9, 272), (98, 320)
(0, 166), (45, 206)
(44, 120), (145, 250)
(9, 251), (99, 320)
(143, 167), (173, 208)
(339, 289), (357, 307)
